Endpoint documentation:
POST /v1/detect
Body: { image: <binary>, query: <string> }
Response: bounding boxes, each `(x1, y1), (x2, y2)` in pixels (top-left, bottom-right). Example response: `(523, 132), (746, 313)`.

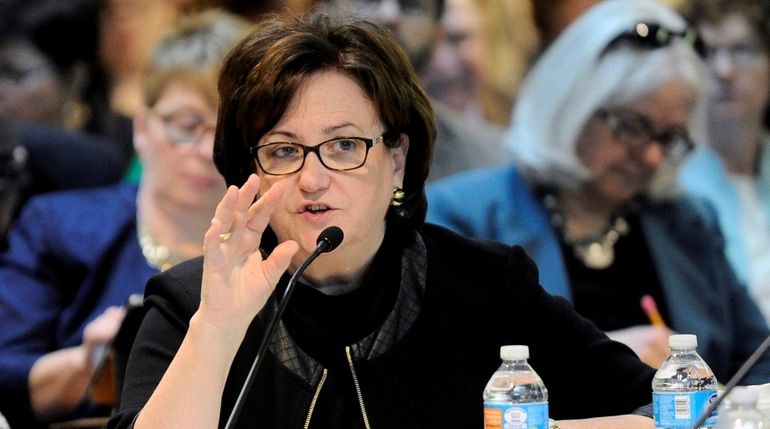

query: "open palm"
(199, 174), (299, 335)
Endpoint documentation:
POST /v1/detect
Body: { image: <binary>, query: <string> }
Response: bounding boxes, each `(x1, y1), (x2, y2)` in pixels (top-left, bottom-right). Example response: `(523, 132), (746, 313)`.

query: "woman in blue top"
(0, 11), (250, 429)
(428, 0), (770, 384)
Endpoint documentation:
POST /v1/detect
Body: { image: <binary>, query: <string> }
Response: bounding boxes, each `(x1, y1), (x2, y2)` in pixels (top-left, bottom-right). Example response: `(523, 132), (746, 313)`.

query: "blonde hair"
(142, 9), (252, 107)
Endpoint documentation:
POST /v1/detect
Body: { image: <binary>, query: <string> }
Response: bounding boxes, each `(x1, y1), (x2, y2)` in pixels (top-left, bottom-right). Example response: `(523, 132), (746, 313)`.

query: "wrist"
(189, 311), (248, 352)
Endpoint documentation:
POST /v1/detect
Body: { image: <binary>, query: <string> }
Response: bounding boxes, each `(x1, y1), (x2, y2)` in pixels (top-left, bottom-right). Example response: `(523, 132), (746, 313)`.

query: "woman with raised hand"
(111, 12), (657, 429)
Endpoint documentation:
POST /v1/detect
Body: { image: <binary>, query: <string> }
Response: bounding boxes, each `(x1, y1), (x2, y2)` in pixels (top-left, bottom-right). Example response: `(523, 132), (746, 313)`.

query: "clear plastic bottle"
(653, 334), (719, 429)
(483, 345), (549, 429)
(0, 410), (9, 429)
(715, 387), (770, 429)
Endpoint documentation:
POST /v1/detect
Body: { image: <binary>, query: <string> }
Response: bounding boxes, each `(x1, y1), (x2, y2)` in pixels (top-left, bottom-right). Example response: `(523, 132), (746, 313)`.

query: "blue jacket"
(427, 165), (770, 385)
(0, 183), (156, 428)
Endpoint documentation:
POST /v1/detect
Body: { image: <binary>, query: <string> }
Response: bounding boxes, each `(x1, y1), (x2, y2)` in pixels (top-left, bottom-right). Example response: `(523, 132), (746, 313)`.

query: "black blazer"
(110, 224), (655, 428)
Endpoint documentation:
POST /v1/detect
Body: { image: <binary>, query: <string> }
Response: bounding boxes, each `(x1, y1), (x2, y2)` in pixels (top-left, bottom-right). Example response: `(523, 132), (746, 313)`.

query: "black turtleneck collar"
(282, 229), (404, 368)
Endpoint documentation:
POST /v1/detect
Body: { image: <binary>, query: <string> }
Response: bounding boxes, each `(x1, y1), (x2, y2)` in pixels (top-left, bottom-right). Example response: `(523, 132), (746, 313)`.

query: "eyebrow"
(263, 122), (364, 141)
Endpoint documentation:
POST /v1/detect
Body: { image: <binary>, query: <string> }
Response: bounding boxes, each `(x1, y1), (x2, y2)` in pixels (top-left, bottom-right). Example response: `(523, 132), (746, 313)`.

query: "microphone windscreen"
(316, 226), (344, 253)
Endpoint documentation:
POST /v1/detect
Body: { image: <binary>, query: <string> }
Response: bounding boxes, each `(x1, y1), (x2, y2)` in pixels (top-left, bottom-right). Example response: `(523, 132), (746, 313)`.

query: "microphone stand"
(223, 234), (338, 429)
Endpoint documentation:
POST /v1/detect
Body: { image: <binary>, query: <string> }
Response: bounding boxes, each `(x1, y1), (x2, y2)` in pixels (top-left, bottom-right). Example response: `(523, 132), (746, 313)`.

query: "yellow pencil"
(640, 294), (666, 327)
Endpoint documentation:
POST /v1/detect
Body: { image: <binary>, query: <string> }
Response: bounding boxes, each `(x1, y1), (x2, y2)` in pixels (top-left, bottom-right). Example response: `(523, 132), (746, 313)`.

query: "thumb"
(260, 240), (300, 287)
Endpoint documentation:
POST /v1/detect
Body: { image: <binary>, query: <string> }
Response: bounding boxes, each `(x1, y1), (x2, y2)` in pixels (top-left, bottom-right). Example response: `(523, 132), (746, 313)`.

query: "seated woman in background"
(428, 0), (770, 383)
(111, 12), (656, 429)
(0, 10), (251, 429)
(678, 0), (770, 323)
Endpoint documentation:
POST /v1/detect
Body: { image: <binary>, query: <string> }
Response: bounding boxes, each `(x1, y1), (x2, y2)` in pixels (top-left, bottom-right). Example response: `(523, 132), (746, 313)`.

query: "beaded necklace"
(541, 192), (631, 270)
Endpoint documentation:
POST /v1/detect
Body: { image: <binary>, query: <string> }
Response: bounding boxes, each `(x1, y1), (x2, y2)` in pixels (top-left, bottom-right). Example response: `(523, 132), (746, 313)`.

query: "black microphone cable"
(223, 226), (344, 429)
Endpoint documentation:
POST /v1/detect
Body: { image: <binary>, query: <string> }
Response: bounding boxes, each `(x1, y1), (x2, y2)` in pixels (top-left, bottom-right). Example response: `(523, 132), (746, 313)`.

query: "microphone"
(690, 334), (770, 429)
(224, 226), (344, 429)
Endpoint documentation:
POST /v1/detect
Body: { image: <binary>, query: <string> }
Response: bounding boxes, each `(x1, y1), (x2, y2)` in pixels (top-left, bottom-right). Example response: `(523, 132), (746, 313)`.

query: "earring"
(391, 186), (405, 207)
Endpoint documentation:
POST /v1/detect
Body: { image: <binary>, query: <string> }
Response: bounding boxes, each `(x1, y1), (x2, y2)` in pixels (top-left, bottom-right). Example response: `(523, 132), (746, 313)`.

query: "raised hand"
(198, 174), (299, 337)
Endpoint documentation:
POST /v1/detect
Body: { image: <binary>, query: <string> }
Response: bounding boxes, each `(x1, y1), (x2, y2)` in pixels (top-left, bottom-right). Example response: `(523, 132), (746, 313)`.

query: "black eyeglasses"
(250, 132), (395, 176)
(597, 109), (694, 160)
(603, 22), (706, 58)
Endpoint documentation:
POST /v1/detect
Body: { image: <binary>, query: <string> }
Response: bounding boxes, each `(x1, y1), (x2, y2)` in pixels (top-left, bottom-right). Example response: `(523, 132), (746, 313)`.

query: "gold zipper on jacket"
(303, 368), (328, 429)
(346, 346), (372, 429)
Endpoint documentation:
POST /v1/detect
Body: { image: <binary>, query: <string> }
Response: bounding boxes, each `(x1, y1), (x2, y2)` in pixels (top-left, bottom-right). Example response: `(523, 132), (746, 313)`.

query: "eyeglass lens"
(704, 42), (767, 68)
(602, 111), (692, 158)
(153, 109), (216, 145)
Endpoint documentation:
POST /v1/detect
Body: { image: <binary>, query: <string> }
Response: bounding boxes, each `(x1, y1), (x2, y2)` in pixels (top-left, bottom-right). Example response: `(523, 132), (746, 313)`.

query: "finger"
(211, 185), (240, 235)
(204, 216), (230, 253)
(235, 174), (260, 212)
(259, 240), (299, 287)
(227, 175), (261, 237)
(246, 178), (289, 232)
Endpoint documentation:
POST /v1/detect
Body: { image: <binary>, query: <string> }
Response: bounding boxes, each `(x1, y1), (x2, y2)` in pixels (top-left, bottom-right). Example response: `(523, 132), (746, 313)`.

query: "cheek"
(257, 173), (281, 196)
(751, 71), (770, 103)
(575, 122), (622, 175)
(575, 132), (603, 171)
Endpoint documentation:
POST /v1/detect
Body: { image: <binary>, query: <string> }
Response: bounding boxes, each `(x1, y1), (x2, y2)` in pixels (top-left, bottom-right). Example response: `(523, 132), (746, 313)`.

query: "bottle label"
(483, 402), (548, 429)
(653, 390), (718, 428)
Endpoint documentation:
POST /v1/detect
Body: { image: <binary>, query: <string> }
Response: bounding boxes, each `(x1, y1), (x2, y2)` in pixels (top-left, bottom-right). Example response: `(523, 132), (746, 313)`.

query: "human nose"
(638, 140), (666, 169)
(297, 150), (330, 192)
(710, 49), (737, 79)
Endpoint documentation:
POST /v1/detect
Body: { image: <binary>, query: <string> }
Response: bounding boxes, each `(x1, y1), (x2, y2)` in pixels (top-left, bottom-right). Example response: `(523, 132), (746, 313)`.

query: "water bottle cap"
(727, 386), (759, 405)
(669, 334), (697, 349)
(501, 345), (529, 360)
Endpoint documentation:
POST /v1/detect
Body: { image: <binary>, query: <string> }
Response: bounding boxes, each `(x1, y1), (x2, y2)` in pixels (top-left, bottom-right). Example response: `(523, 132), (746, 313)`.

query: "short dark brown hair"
(213, 12), (436, 229)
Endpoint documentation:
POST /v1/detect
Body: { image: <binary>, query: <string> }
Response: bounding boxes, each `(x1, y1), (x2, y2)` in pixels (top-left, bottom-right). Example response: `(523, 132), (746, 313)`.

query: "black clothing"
(110, 224), (655, 429)
(563, 214), (672, 330)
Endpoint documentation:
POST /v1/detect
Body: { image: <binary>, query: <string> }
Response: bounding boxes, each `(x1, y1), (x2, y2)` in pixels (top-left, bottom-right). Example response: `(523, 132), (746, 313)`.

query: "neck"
(298, 232), (384, 296)
(710, 119), (764, 176)
(296, 253), (374, 296)
(556, 187), (620, 241)
(136, 183), (212, 263)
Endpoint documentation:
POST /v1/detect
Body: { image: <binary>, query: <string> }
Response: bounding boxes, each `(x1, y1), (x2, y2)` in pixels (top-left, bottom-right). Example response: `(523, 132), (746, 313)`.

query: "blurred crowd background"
(5, 0), (770, 427)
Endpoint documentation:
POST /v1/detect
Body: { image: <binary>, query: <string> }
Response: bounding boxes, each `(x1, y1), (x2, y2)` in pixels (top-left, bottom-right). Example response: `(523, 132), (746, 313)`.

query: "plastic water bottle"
(715, 386), (770, 429)
(0, 411), (10, 429)
(653, 334), (719, 429)
(483, 345), (549, 429)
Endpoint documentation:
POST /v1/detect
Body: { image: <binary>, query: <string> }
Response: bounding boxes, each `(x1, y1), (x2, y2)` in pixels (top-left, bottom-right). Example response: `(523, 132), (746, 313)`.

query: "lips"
(303, 204), (330, 214)
(296, 202), (336, 224)
(296, 201), (337, 214)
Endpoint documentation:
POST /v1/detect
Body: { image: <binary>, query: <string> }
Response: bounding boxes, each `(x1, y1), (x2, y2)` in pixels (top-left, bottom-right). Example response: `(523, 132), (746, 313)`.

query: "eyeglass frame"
(597, 109), (695, 160)
(147, 107), (217, 146)
(703, 41), (768, 69)
(603, 22), (707, 59)
(250, 132), (398, 176)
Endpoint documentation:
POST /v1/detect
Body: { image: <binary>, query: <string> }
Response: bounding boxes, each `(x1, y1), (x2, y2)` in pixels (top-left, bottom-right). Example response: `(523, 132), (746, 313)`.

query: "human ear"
(392, 133), (409, 186)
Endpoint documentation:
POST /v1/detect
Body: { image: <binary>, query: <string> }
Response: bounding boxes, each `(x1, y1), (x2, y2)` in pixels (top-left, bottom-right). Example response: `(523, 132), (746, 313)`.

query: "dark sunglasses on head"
(603, 22), (706, 58)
